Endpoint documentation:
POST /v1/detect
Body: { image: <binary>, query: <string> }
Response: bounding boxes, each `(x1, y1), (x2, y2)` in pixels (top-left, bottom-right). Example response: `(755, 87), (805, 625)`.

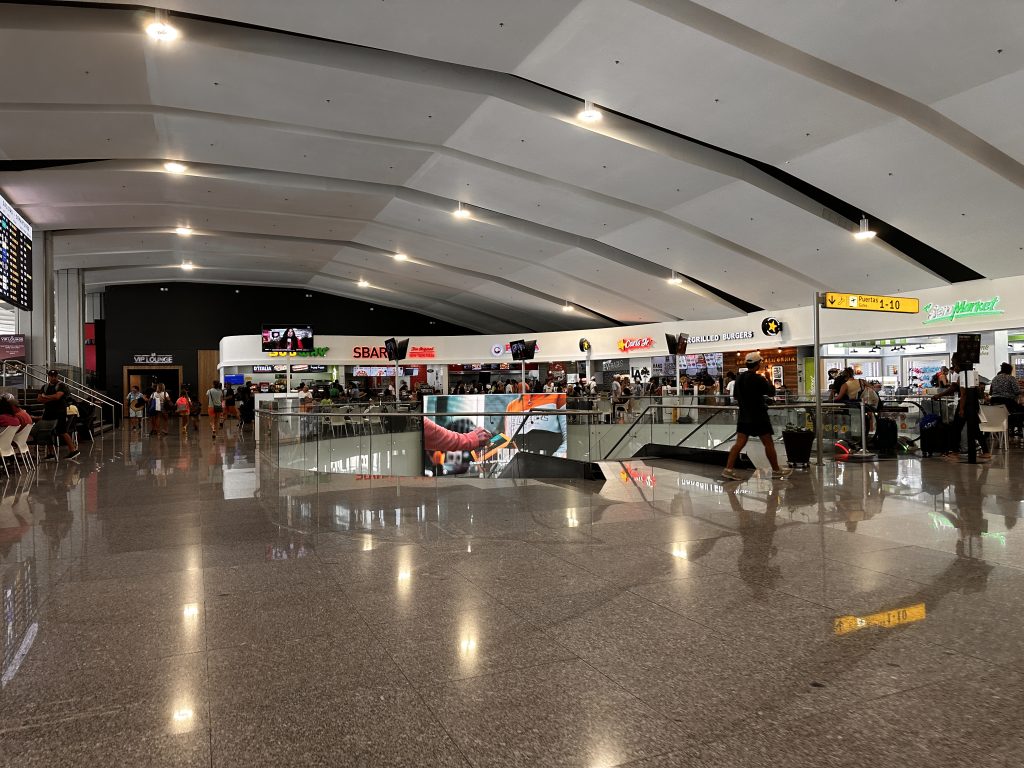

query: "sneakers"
(66, 450), (81, 461)
(721, 468), (741, 480)
(771, 468), (793, 479)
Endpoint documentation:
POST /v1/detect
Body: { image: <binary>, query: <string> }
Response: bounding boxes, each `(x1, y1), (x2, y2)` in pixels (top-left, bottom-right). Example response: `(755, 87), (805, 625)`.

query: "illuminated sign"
(252, 365), (275, 373)
(922, 296), (1002, 325)
(761, 317), (783, 336)
(617, 337), (655, 353)
(268, 347), (329, 358)
(688, 331), (754, 344)
(834, 603), (926, 636)
(824, 292), (920, 314)
(407, 346), (436, 359)
(132, 353), (174, 364)
(353, 346), (387, 359)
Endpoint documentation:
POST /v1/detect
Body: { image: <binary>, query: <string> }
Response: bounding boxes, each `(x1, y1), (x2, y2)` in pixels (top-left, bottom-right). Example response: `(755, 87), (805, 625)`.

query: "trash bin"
(782, 428), (815, 468)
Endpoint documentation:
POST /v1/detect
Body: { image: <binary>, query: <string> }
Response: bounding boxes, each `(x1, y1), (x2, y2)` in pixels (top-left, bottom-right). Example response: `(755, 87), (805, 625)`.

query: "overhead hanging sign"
(823, 292), (920, 314)
(922, 296), (1002, 325)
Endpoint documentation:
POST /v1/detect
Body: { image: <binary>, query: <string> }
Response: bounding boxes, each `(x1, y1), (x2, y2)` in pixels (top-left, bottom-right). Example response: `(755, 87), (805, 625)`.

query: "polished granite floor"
(2, 427), (1023, 767)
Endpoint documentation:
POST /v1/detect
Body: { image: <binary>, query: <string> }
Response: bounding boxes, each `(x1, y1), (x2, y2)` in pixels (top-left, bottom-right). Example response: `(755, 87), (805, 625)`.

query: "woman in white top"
(150, 383), (171, 436)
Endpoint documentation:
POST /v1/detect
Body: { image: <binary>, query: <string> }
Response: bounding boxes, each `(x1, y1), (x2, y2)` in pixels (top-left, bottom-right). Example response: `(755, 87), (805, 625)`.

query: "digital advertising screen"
(422, 393), (567, 477)
(261, 325), (313, 352)
(0, 192), (32, 311)
(681, 352), (723, 377)
(223, 374), (245, 386)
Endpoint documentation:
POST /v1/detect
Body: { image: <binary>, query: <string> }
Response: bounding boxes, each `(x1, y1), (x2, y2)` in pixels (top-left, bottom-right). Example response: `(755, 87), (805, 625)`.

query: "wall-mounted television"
(224, 374), (245, 386)
(261, 324), (313, 352)
(509, 339), (537, 361)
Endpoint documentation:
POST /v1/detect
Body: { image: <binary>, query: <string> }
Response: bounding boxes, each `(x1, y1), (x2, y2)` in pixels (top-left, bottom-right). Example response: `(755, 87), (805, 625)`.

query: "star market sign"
(617, 337), (655, 353)
(688, 331), (755, 344)
(922, 297), (1002, 325)
(268, 347), (330, 358)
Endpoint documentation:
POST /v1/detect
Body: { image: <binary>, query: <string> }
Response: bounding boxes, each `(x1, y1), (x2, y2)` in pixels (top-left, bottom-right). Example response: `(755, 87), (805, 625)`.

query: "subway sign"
(267, 347), (330, 357)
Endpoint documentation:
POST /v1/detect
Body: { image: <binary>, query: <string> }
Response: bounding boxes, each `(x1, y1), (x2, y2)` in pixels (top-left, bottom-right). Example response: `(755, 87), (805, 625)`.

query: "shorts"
(737, 418), (773, 438)
(52, 415), (68, 436)
(212, 405), (223, 413)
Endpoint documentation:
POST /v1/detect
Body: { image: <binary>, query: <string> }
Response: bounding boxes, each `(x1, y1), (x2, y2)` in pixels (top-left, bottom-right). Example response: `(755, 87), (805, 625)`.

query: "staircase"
(1, 361), (121, 433)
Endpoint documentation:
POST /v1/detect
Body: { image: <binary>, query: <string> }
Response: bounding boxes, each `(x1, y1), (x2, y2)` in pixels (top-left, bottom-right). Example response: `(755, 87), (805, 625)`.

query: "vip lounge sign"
(133, 353), (174, 364)
(922, 297), (1002, 325)
(617, 337), (655, 353)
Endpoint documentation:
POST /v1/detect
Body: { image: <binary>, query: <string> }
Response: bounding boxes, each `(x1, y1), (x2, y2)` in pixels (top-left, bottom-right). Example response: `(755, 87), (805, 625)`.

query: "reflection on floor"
(1, 426), (1022, 766)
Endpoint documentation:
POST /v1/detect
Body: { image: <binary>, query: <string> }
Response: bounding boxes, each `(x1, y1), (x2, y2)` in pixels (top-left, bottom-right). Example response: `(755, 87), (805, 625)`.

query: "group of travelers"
(126, 380), (254, 438)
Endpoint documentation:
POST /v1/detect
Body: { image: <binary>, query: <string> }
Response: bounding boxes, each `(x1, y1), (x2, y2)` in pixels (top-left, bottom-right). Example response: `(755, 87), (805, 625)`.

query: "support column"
(55, 267), (85, 372)
(16, 231), (53, 366)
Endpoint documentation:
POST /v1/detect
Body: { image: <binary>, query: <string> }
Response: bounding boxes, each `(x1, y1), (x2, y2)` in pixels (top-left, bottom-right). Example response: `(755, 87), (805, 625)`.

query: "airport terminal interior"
(3, 1), (1024, 766)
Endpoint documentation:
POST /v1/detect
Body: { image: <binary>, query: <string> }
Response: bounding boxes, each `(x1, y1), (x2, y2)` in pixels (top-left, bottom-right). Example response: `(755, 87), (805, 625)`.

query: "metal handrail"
(2, 360), (121, 432)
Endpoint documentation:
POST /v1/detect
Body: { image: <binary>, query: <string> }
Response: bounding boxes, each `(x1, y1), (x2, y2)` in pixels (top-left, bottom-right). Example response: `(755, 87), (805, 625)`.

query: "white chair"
(12, 424), (34, 471)
(0, 426), (20, 477)
(980, 404), (1010, 452)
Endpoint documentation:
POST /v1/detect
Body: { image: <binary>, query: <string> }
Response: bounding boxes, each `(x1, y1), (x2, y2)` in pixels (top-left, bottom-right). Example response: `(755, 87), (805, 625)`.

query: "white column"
(55, 268), (84, 370)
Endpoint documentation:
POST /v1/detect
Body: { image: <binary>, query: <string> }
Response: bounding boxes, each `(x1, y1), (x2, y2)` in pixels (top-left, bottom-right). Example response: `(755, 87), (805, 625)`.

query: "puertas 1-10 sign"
(823, 292), (920, 315)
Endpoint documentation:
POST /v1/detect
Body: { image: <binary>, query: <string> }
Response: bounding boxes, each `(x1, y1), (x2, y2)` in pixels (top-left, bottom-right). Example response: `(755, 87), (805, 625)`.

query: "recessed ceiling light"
(667, 271), (683, 286)
(180, 261), (194, 271)
(853, 215), (876, 240)
(174, 226), (192, 236)
(357, 278), (369, 288)
(145, 21), (179, 42)
(452, 202), (471, 220)
(163, 161), (187, 174)
(562, 302), (574, 312)
(577, 100), (602, 123)
(393, 252), (408, 261)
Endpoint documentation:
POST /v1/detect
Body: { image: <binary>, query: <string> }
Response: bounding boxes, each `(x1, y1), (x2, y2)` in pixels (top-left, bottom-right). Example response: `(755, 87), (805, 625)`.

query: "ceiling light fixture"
(562, 302), (574, 312)
(180, 261), (194, 271)
(393, 252), (408, 261)
(667, 271), (683, 286)
(577, 100), (602, 123)
(452, 202), (471, 220)
(174, 226), (192, 236)
(145, 10), (179, 42)
(357, 278), (369, 288)
(853, 215), (876, 241)
(163, 161), (187, 175)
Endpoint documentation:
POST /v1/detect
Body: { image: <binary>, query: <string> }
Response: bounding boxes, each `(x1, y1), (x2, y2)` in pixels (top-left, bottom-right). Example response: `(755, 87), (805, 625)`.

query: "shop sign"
(490, 344), (503, 357)
(688, 331), (754, 344)
(408, 346), (436, 359)
(132, 353), (174, 364)
(761, 318), (783, 336)
(922, 296), (1002, 325)
(268, 347), (330, 358)
(501, 341), (540, 354)
(617, 337), (655, 353)
(252, 365), (275, 373)
(0, 334), (26, 361)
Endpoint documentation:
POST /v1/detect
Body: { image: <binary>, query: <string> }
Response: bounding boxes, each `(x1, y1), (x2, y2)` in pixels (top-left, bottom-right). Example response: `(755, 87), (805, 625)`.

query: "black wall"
(103, 282), (473, 402)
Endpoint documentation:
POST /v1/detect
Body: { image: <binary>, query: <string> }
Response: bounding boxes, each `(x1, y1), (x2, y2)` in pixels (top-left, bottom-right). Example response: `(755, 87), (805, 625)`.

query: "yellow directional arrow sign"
(823, 292), (920, 314)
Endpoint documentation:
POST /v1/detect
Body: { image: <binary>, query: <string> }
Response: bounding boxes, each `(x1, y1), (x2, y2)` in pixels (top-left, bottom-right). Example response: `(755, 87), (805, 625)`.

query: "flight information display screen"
(0, 192), (32, 311)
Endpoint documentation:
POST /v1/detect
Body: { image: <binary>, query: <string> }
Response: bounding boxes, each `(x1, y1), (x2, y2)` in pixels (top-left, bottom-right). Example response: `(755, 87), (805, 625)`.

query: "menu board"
(0, 192), (32, 311)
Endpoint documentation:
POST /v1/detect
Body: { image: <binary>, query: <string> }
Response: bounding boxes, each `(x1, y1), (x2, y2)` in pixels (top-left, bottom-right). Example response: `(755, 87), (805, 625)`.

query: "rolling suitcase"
(873, 417), (899, 455)
(919, 420), (947, 457)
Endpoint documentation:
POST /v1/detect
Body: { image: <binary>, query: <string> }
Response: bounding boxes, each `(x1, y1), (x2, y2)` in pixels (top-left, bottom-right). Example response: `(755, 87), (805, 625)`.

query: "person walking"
(37, 370), (80, 460)
(206, 381), (224, 437)
(149, 383), (171, 436)
(722, 353), (791, 480)
(126, 385), (144, 433)
(175, 390), (191, 436)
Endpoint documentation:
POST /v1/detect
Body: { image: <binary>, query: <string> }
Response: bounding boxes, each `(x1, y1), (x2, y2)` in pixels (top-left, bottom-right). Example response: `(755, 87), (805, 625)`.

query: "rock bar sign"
(688, 331), (754, 344)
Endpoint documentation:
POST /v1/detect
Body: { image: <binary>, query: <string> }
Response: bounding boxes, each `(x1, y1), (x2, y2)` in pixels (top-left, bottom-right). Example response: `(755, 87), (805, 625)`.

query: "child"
(176, 391), (190, 435)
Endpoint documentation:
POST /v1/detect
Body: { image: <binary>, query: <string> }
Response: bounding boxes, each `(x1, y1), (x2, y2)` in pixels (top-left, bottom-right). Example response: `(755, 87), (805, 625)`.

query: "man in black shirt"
(722, 352), (791, 480)
(38, 370), (80, 460)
